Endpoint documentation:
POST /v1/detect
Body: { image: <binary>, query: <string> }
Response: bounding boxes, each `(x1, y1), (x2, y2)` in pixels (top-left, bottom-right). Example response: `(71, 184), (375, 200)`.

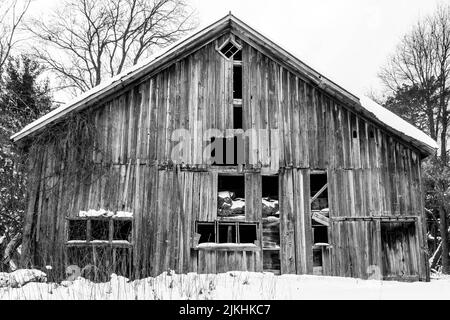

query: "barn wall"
(21, 31), (429, 281)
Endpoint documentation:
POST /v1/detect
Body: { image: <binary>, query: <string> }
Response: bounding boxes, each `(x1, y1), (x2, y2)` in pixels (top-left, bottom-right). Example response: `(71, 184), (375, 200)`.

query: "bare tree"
(379, 19), (441, 140)
(429, 5), (450, 164)
(429, 5), (450, 275)
(27, 0), (197, 96)
(0, 0), (31, 72)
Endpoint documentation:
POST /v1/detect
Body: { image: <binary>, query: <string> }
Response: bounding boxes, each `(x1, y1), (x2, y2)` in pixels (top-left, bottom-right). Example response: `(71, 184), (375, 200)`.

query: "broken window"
(196, 221), (258, 245)
(262, 175), (281, 274)
(310, 172), (330, 275)
(217, 175), (245, 217)
(310, 173), (328, 212)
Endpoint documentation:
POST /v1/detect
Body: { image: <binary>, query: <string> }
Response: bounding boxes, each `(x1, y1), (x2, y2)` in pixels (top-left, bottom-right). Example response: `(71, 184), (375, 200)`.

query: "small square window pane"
(113, 220), (132, 241)
(239, 224), (257, 244)
(68, 220), (87, 241)
(91, 219), (110, 241)
(218, 224), (237, 243)
(197, 223), (215, 243)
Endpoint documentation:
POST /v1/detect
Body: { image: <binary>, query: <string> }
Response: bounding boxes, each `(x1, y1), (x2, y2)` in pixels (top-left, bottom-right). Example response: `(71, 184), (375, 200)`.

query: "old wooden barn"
(12, 14), (438, 282)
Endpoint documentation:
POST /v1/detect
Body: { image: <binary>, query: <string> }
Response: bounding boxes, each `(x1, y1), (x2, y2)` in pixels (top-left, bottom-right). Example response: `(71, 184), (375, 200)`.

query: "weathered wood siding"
(21, 31), (429, 281)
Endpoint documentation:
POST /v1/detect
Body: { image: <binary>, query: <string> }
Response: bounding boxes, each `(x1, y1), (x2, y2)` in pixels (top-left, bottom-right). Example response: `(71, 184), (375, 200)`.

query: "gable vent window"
(218, 37), (242, 60)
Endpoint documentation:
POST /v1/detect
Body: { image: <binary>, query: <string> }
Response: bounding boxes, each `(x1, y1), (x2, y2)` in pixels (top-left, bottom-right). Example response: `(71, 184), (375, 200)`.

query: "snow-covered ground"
(1, 270), (450, 300)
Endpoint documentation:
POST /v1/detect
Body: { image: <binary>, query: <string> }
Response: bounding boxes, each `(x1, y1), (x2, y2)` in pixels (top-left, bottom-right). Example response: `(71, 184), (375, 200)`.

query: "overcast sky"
(32, 0), (445, 103)
(191, 0), (446, 98)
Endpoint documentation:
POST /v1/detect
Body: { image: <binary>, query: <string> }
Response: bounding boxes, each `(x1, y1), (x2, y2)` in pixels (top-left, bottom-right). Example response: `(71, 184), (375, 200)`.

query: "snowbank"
(1, 271), (450, 300)
(0, 269), (47, 288)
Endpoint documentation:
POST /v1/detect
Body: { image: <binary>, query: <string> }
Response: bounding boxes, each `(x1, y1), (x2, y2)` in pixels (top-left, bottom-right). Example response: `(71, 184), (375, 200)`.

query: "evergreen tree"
(0, 55), (52, 271)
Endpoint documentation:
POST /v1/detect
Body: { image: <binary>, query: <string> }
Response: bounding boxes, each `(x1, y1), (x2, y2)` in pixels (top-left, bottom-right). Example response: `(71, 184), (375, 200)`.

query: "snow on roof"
(11, 13), (438, 155)
(358, 96), (438, 151)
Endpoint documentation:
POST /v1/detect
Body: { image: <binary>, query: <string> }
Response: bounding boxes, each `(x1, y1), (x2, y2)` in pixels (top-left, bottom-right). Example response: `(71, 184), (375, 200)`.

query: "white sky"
(31, 0), (445, 103)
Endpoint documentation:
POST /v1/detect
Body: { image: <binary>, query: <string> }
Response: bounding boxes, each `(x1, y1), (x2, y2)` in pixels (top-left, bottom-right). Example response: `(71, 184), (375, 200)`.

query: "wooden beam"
(310, 183), (328, 204)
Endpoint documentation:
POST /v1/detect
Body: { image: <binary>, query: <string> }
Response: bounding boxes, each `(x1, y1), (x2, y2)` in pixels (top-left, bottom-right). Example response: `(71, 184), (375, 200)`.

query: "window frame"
(216, 36), (243, 61)
(66, 216), (133, 247)
(195, 220), (259, 246)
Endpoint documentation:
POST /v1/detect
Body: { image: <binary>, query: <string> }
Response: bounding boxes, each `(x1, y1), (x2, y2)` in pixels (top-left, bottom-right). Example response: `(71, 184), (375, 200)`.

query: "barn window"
(352, 130), (358, 138)
(217, 37), (242, 60)
(67, 217), (133, 244)
(217, 175), (245, 217)
(195, 221), (258, 245)
(66, 216), (133, 281)
(310, 172), (331, 275)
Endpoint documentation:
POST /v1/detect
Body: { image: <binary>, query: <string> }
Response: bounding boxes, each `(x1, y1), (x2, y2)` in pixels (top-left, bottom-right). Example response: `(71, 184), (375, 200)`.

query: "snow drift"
(1, 269), (450, 300)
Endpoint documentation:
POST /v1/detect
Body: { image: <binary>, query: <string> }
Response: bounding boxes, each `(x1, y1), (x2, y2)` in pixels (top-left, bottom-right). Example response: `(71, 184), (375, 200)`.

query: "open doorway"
(310, 171), (331, 275)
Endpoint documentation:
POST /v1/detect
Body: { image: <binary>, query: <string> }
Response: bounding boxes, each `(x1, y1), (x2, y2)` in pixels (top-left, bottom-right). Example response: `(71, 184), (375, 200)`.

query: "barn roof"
(11, 13), (438, 156)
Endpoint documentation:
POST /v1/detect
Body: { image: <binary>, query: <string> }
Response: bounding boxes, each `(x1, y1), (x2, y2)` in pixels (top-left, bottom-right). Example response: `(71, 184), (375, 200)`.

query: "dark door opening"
(262, 175), (281, 274)
(310, 171), (331, 275)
